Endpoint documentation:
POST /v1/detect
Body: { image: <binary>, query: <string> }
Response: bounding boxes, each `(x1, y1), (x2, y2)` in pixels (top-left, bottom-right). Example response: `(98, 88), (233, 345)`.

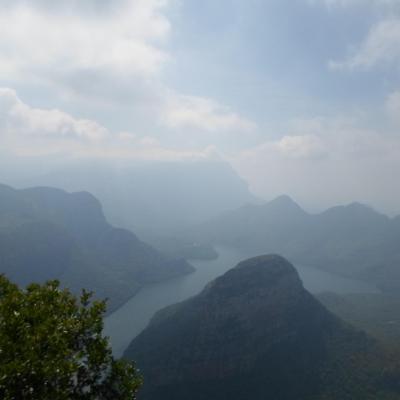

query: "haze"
(1, 0), (400, 214)
(3, 3), (400, 398)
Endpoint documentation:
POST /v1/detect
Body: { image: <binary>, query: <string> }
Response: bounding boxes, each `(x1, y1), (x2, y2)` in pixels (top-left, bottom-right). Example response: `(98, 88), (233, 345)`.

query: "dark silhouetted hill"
(126, 255), (399, 399)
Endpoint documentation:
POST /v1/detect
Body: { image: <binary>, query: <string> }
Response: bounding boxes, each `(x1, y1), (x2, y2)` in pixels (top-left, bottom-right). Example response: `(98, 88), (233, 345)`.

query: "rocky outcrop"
(126, 255), (398, 400)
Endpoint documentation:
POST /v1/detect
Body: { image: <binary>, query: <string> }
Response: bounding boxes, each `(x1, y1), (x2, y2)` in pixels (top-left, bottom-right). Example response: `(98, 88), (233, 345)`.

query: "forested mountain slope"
(0, 183), (194, 312)
(126, 255), (399, 400)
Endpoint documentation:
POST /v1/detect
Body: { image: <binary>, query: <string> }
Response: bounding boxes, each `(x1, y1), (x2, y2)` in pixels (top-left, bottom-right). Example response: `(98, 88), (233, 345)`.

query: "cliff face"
(126, 255), (398, 400)
(0, 184), (194, 312)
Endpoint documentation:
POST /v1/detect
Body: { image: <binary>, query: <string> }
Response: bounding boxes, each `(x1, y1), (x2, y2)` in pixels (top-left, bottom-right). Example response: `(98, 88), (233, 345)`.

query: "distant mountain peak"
(344, 202), (389, 219)
(329, 201), (373, 212)
(272, 194), (296, 203)
(268, 194), (301, 207)
(262, 195), (307, 217)
(321, 201), (388, 222)
(344, 201), (375, 211)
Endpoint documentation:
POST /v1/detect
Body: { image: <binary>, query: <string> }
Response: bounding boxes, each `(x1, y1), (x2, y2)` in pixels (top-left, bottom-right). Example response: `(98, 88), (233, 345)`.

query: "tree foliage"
(0, 275), (142, 399)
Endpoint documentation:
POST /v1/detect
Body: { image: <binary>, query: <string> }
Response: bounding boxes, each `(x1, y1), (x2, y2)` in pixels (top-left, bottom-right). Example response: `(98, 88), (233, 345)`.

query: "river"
(104, 246), (378, 357)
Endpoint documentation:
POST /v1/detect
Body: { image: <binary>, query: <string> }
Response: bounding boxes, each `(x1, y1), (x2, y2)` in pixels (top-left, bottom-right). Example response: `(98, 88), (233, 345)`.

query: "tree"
(0, 275), (142, 399)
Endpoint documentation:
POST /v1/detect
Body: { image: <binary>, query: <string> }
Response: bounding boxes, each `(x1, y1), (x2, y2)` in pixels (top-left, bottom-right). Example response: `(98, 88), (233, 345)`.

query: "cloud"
(309, 0), (400, 71)
(276, 135), (327, 159)
(0, 87), (219, 161)
(0, 0), (171, 83)
(162, 93), (257, 133)
(232, 113), (400, 213)
(330, 19), (400, 70)
(0, 1), (255, 136)
(0, 88), (108, 143)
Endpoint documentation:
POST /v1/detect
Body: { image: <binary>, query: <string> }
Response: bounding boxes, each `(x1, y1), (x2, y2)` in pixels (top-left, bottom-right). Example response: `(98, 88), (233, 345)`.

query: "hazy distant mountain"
(126, 255), (398, 400)
(186, 195), (400, 292)
(0, 184), (194, 312)
(18, 160), (257, 237)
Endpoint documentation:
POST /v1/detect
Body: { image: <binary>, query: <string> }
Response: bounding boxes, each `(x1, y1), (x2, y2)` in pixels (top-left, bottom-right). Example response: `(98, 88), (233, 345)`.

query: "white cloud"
(310, 0), (400, 71)
(330, 19), (400, 70)
(0, 87), (219, 161)
(276, 135), (327, 159)
(0, 1), (171, 83)
(0, 1), (256, 136)
(233, 114), (400, 213)
(0, 88), (108, 142)
(162, 93), (257, 133)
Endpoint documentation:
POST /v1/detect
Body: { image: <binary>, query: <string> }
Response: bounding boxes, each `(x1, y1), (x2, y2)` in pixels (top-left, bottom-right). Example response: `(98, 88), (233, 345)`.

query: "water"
(104, 246), (378, 357)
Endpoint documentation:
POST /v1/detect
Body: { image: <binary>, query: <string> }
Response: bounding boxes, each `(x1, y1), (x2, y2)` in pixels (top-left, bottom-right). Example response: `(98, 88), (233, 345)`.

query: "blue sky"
(1, 0), (400, 212)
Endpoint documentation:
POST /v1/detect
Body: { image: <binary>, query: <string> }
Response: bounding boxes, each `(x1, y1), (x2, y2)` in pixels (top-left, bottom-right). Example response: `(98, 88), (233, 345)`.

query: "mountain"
(0, 184), (194, 312)
(125, 255), (399, 400)
(189, 195), (308, 251)
(317, 292), (400, 351)
(186, 195), (400, 291)
(15, 160), (257, 237)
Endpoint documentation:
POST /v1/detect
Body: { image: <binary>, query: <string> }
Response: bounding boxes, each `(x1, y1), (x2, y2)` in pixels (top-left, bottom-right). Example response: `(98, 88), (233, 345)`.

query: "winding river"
(104, 246), (378, 357)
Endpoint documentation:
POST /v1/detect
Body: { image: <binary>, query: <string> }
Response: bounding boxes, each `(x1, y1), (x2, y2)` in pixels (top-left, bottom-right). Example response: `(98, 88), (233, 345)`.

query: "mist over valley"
(2, 1), (400, 398)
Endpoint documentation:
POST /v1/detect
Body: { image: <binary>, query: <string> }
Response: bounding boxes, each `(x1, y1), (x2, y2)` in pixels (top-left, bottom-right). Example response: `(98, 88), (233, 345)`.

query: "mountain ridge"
(0, 183), (194, 312)
(126, 255), (398, 399)
(17, 160), (258, 236)
(185, 195), (400, 291)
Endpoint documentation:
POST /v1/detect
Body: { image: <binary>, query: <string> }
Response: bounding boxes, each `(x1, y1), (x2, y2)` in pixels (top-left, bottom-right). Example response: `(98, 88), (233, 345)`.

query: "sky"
(1, 0), (400, 213)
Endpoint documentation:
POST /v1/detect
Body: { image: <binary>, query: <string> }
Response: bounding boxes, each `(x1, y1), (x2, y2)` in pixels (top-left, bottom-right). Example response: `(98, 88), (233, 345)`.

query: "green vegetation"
(319, 292), (400, 353)
(0, 276), (142, 400)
